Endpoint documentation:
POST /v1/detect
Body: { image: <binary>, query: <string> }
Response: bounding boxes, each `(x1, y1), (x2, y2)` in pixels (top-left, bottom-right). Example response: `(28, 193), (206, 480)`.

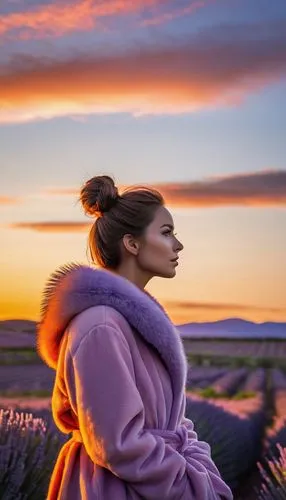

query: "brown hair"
(79, 175), (164, 269)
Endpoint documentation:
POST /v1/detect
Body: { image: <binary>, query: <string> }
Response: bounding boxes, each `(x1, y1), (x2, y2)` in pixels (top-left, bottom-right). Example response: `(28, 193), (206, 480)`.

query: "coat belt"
(146, 426), (190, 455)
(72, 425), (190, 456)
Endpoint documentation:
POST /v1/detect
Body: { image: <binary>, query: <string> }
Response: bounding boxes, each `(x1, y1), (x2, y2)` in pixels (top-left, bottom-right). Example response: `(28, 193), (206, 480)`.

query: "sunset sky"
(0, 0), (286, 324)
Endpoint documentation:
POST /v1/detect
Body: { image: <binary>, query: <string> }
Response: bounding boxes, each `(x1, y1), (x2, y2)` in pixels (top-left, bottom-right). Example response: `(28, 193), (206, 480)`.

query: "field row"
(183, 339), (286, 359)
(0, 364), (54, 393)
(187, 365), (286, 395)
(0, 362), (286, 401)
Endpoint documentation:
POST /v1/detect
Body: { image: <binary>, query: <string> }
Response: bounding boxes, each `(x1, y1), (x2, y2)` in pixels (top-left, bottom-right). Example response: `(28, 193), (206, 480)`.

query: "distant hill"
(0, 319), (36, 333)
(1, 317), (286, 341)
(177, 318), (286, 340)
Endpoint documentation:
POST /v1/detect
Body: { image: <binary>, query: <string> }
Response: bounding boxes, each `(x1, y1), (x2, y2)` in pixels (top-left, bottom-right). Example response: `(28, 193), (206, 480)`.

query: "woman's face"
(137, 206), (184, 279)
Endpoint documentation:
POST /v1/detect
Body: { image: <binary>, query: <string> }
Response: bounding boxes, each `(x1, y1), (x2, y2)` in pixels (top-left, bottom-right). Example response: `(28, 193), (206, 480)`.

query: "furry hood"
(37, 263), (188, 393)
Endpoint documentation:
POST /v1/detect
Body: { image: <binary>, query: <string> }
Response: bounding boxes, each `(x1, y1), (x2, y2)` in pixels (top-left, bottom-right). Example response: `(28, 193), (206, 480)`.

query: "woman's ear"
(122, 234), (140, 256)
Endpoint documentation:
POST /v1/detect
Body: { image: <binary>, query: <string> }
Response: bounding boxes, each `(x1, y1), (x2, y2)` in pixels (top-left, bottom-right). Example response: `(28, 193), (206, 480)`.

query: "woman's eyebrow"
(160, 224), (174, 230)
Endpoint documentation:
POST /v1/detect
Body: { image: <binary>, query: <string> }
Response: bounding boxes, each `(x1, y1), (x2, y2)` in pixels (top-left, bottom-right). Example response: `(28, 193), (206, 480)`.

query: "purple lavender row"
(0, 407), (68, 499)
(185, 394), (266, 491)
(239, 368), (267, 393)
(183, 340), (286, 359)
(186, 366), (229, 388)
(0, 364), (55, 392)
(270, 369), (286, 391)
(256, 435), (286, 498)
(210, 367), (248, 396)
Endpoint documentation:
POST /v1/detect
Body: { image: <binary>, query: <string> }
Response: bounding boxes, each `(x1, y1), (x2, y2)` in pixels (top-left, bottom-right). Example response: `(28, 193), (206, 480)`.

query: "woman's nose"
(177, 239), (184, 252)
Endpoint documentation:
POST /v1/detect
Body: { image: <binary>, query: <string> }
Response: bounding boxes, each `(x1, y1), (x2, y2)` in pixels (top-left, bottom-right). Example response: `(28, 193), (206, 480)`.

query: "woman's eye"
(163, 231), (177, 237)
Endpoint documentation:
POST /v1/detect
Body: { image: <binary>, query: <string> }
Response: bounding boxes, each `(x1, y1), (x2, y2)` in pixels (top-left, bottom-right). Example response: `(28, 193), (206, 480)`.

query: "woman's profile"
(37, 175), (233, 499)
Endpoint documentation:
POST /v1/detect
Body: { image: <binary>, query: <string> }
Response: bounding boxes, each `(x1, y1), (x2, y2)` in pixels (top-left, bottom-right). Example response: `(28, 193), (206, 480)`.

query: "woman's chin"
(152, 264), (178, 279)
(160, 268), (177, 279)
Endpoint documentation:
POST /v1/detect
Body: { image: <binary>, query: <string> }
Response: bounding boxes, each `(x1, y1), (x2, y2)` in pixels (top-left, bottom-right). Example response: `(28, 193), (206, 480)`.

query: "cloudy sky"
(0, 0), (286, 324)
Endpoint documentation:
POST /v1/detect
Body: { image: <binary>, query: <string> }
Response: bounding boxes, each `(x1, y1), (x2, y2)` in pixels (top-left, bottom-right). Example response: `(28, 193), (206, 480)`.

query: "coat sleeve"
(71, 323), (232, 499)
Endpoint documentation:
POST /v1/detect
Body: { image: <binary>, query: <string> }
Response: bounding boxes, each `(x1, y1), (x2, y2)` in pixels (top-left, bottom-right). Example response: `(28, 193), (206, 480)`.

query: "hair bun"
(80, 175), (119, 217)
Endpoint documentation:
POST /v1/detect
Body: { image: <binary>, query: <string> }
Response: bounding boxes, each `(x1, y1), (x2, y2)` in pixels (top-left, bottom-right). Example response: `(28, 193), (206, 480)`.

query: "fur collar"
(37, 263), (188, 395)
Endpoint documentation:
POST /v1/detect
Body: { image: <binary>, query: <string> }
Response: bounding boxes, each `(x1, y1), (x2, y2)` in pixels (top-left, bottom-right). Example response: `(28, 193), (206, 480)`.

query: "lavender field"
(0, 364), (54, 394)
(183, 339), (286, 362)
(0, 322), (286, 499)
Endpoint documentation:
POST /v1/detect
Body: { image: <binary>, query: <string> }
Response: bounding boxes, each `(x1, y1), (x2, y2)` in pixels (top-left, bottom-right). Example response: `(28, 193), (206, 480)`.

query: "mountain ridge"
(176, 318), (286, 339)
(1, 318), (286, 339)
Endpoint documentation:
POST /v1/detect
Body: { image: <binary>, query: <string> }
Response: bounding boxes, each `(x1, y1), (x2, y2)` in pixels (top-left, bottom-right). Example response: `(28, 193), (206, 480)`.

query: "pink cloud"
(0, 0), (212, 39)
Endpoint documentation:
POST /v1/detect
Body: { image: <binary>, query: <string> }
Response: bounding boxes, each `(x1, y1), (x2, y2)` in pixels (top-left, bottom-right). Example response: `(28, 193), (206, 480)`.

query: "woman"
(37, 175), (233, 499)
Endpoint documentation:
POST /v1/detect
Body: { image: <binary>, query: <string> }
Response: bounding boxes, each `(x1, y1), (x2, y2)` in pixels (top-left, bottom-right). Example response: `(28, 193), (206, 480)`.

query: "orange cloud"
(1, 20), (286, 122)
(0, 0), (211, 39)
(0, 196), (21, 205)
(163, 299), (286, 313)
(157, 170), (286, 207)
(162, 300), (286, 323)
(8, 221), (91, 232)
(45, 188), (78, 195)
(43, 170), (286, 208)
